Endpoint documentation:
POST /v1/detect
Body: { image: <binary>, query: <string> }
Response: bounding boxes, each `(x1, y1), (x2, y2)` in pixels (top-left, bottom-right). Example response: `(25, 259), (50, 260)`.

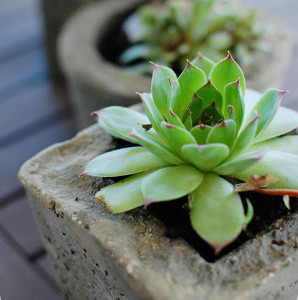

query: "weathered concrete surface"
(19, 123), (298, 300)
(41, 0), (101, 81)
(58, 0), (292, 129)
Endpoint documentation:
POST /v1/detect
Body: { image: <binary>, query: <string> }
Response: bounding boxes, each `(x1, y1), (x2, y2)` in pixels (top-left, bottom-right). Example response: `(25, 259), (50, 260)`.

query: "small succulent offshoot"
(121, 0), (270, 74)
(83, 53), (298, 253)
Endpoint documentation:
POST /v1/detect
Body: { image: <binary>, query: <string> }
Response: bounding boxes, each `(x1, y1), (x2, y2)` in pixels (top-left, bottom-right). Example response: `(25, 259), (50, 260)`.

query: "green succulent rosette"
(121, 0), (269, 74)
(84, 53), (298, 252)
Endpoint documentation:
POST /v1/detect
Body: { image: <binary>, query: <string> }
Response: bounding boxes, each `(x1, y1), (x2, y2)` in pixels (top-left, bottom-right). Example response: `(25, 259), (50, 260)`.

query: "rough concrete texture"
(19, 122), (298, 300)
(41, 0), (101, 81)
(58, 0), (291, 129)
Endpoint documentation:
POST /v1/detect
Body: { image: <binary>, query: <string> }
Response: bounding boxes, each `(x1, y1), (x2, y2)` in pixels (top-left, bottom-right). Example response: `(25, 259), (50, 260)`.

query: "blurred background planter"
(58, 0), (292, 129)
(18, 120), (298, 300)
(41, 0), (101, 81)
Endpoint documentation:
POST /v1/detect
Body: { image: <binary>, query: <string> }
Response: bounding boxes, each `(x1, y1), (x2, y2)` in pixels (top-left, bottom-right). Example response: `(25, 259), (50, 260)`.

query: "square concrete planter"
(19, 122), (298, 299)
(58, 0), (292, 129)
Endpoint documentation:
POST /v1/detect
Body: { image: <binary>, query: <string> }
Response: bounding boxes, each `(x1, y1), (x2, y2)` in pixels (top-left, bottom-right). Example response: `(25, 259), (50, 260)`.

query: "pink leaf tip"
(226, 51), (233, 60)
(91, 110), (102, 120)
(150, 61), (160, 70)
(144, 198), (153, 209)
(196, 52), (204, 60)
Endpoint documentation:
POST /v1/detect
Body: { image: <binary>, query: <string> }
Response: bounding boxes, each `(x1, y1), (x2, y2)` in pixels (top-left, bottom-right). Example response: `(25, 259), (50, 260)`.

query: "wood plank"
(0, 82), (68, 143)
(0, 195), (44, 255)
(0, 230), (61, 299)
(0, 0), (42, 61)
(0, 117), (75, 200)
(0, 49), (48, 101)
(0, 0), (39, 28)
(0, 19), (42, 62)
(0, 0), (37, 16)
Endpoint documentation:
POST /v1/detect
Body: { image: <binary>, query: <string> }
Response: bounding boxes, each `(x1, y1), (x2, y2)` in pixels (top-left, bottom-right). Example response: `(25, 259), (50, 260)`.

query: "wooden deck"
(0, 0), (74, 298)
(0, 0), (297, 299)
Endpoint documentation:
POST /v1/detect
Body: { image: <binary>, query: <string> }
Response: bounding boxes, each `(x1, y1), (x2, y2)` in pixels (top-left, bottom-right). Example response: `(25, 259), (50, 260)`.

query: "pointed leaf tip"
(186, 59), (192, 68)
(144, 198), (152, 209)
(136, 91), (142, 98)
(91, 110), (101, 118)
(196, 52), (204, 60)
(128, 129), (138, 138)
(163, 122), (176, 129)
(150, 61), (160, 70)
(226, 51), (233, 60)
(168, 77), (176, 87)
(136, 92), (149, 104)
(192, 91), (199, 101)
(279, 89), (288, 96)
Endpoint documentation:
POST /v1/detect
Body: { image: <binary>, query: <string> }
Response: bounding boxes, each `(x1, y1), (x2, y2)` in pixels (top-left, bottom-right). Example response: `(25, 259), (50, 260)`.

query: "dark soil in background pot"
(98, 6), (140, 67)
(97, 1), (183, 74)
(112, 137), (298, 263)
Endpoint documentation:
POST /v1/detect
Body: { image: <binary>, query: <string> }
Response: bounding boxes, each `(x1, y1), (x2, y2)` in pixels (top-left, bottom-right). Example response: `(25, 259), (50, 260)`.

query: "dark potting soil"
(112, 137), (298, 263)
(97, 5), (139, 67)
(96, 1), (184, 74)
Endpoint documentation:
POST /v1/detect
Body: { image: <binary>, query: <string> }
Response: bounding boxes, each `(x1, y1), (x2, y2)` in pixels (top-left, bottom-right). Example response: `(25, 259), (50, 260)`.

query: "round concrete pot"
(18, 117), (298, 299)
(58, 0), (292, 129)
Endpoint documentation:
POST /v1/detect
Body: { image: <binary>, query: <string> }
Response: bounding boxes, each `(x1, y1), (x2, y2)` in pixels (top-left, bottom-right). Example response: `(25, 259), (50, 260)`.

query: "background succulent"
(121, 0), (271, 74)
(84, 53), (298, 252)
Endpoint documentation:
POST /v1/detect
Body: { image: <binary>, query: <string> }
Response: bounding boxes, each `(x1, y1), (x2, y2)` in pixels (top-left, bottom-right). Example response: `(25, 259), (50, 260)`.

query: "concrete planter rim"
(58, 0), (151, 98)
(18, 121), (298, 299)
(58, 0), (292, 94)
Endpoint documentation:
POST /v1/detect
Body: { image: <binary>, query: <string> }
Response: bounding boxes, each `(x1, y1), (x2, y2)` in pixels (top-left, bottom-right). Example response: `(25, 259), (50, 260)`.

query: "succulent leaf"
(168, 78), (183, 117)
(151, 63), (177, 118)
(183, 94), (203, 124)
(196, 79), (223, 111)
(178, 60), (206, 111)
(161, 122), (197, 157)
(254, 106), (298, 142)
(223, 79), (244, 131)
(181, 143), (229, 172)
(198, 101), (224, 126)
(249, 89), (286, 137)
(206, 119), (236, 149)
(129, 127), (184, 165)
(85, 147), (170, 177)
(190, 174), (246, 251)
(231, 112), (259, 156)
(214, 151), (265, 175)
(137, 92), (164, 134)
(244, 199), (254, 225)
(209, 53), (245, 95)
(183, 108), (193, 131)
(249, 135), (298, 155)
(95, 171), (152, 213)
(192, 53), (215, 77)
(233, 151), (298, 190)
(96, 106), (149, 143)
(242, 89), (261, 122)
(169, 108), (185, 128)
(141, 165), (204, 205)
(190, 124), (212, 144)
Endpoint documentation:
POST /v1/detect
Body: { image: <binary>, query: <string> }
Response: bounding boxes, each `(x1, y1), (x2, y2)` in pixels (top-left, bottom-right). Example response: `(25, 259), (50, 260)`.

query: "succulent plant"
(121, 0), (270, 74)
(83, 53), (298, 252)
